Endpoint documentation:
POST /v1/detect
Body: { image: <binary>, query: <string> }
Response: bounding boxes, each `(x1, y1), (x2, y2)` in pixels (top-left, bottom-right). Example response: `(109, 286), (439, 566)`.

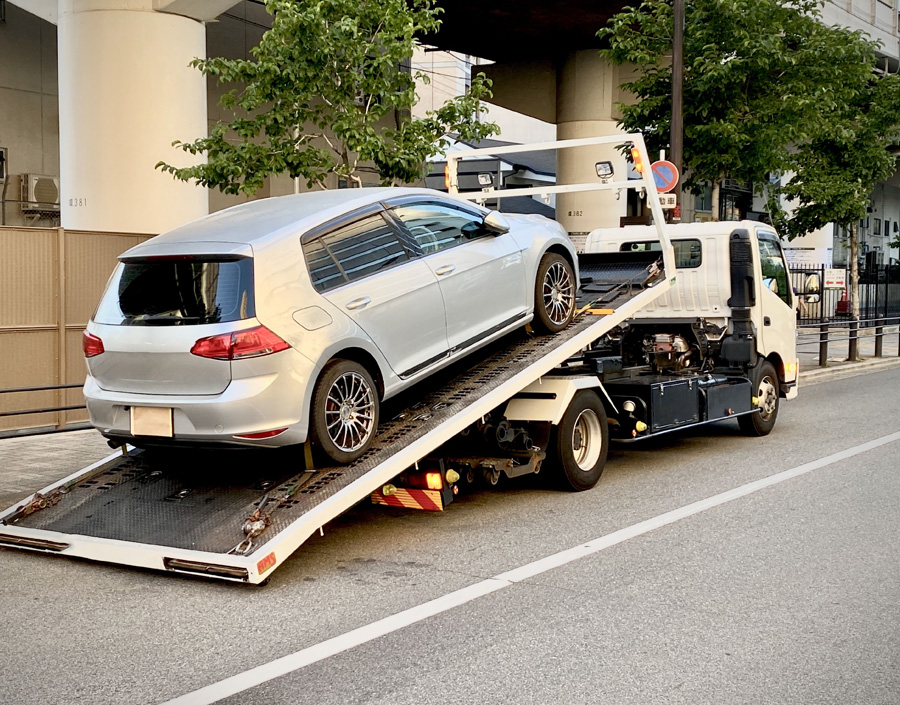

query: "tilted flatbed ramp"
(0, 276), (670, 584)
(0, 133), (678, 583)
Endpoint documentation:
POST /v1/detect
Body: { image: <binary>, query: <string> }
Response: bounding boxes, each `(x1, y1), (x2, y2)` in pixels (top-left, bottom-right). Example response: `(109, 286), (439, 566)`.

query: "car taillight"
(83, 331), (105, 358)
(190, 325), (290, 361)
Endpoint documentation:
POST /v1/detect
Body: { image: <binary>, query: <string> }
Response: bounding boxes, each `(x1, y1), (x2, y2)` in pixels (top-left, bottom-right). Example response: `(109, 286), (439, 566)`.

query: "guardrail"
(797, 316), (900, 367)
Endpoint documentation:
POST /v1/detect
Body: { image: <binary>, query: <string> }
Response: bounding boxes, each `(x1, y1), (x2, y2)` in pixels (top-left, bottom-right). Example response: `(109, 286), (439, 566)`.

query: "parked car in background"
(82, 187), (578, 463)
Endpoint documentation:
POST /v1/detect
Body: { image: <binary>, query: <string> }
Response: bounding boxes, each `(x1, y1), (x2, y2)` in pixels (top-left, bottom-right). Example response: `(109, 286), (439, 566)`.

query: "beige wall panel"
(64, 328), (89, 425)
(65, 231), (150, 324)
(0, 227), (57, 327)
(0, 330), (59, 431)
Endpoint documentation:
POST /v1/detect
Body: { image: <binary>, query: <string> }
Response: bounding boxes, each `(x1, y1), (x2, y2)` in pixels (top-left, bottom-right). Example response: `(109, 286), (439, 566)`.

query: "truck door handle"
(764, 316), (771, 326)
(435, 265), (456, 276)
(346, 297), (371, 311)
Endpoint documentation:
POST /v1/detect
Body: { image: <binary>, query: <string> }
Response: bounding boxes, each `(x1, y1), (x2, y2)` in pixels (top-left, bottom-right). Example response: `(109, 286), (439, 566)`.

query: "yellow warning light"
(444, 164), (451, 189)
(787, 362), (798, 374)
(635, 421), (648, 432)
(752, 396), (760, 407)
(425, 472), (443, 490)
(445, 469), (460, 484)
(382, 484), (397, 496)
(630, 147), (645, 174)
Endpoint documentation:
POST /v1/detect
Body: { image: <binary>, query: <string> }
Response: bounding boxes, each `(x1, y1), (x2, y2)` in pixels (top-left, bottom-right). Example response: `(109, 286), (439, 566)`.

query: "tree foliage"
(598, 0), (878, 195)
(157, 0), (498, 193)
(772, 74), (900, 239)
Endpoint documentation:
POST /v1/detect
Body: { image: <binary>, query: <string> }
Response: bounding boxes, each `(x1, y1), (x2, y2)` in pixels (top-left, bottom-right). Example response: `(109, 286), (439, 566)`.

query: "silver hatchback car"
(83, 187), (578, 463)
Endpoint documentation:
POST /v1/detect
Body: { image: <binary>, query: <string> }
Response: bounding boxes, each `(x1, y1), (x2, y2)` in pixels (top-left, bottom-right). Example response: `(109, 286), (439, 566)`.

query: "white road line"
(161, 430), (900, 705)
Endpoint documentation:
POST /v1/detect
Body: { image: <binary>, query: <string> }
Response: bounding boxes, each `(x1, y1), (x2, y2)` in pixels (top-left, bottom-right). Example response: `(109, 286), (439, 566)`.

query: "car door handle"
(435, 265), (456, 276)
(346, 297), (371, 311)
(764, 316), (771, 326)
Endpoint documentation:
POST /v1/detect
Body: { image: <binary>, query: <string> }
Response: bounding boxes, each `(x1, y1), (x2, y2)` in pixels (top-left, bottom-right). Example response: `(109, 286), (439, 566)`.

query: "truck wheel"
(310, 359), (379, 464)
(549, 390), (609, 491)
(532, 252), (576, 334)
(738, 360), (779, 437)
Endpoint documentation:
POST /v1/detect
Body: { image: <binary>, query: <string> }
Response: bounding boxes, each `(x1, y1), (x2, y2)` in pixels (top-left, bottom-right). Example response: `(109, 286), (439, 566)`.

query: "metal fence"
(0, 225), (153, 435)
(790, 263), (900, 325)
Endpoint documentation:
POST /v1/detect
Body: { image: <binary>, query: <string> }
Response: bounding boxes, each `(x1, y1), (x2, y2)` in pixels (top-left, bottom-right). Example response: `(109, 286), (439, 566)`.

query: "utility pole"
(671, 0), (685, 220)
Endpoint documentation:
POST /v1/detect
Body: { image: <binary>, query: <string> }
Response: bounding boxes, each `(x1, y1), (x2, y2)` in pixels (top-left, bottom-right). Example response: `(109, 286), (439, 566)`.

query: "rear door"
(304, 209), (449, 378)
(387, 199), (528, 352)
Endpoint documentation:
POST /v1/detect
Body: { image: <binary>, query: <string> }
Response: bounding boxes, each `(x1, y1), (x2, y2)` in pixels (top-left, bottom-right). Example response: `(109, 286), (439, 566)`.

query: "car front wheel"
(310, 359), (379, 464)
(532, 252), (576, 334)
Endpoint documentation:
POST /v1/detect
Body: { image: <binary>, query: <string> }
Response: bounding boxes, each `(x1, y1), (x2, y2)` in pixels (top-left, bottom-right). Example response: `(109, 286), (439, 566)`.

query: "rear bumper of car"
(84, 349), (316, 448)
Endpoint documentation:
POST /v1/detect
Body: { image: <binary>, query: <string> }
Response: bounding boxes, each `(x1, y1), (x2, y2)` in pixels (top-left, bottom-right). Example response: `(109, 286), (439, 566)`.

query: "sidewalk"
(797, 324), (900, 385)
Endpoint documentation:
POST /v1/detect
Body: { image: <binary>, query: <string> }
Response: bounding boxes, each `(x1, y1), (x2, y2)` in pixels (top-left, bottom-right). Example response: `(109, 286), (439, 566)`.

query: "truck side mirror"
(804, 293), (820, 304)
(803, 273), (820, 294)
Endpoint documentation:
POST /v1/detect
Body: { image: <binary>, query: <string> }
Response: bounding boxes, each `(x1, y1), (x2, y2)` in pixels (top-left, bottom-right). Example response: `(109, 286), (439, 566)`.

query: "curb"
(799, 357), (900, 386)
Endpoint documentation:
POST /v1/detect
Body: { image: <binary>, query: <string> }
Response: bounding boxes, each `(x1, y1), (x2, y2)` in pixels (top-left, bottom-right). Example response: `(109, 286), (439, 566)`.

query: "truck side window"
(757, 238), (791, 306)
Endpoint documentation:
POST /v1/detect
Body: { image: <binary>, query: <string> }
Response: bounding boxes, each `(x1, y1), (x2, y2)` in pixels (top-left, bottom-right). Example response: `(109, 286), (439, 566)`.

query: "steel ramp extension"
(0, 279), (671, 584)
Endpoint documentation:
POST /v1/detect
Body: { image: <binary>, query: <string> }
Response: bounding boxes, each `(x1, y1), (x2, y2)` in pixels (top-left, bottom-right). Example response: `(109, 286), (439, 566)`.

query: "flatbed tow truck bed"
(0, 276), (665, 583)
(0, 133), (677, 584)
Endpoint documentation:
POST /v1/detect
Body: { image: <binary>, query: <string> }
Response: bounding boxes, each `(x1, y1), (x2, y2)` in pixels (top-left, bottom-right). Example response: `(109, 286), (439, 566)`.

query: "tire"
(309, 359), (379, 464)
(738, 359), (780, 436)
(532, 252), (576, 334)
(548, 390), (609, 491)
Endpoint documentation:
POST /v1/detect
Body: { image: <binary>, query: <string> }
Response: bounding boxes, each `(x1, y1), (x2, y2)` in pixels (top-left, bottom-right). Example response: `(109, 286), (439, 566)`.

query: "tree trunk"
(711, 180), (721, 222)
(849, 221), (860, 323)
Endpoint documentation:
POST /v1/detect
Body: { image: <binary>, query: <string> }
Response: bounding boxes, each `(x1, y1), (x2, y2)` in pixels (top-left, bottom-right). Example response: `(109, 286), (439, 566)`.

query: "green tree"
(157, 0), (498, 193)
(598, 0), (876, 214)
(771, 73), (900, 325)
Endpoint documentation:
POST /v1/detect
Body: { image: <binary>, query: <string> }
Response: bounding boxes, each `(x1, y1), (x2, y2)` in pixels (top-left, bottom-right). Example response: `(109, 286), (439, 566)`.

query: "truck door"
(755, 230), (797, 364)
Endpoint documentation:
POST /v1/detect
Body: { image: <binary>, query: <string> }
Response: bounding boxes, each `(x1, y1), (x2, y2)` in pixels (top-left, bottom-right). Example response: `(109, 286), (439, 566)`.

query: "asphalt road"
(1, 369), (898, 705)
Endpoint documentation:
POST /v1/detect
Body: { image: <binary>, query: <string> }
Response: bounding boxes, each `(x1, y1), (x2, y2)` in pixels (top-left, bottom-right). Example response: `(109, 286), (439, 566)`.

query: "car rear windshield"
(93, 257), (255, 326)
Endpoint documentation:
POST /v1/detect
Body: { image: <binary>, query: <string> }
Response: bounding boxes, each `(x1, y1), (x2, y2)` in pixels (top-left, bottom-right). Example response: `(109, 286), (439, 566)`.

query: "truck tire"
(738, 359), (779, 437)
(532, 252), (576, 334)
(549, 390), (609, 491)
(310, 359), (379, 464)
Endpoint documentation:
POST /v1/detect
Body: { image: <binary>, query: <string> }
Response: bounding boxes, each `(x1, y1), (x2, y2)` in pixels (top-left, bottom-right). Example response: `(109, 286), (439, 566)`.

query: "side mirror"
(483, 211), (510, 234)
(804, 293), (820, 304)
(803, 273), (820, 294)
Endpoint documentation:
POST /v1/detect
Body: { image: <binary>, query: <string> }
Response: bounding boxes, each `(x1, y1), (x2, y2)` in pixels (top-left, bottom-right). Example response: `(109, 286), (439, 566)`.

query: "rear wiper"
(127, 314), (202, 325)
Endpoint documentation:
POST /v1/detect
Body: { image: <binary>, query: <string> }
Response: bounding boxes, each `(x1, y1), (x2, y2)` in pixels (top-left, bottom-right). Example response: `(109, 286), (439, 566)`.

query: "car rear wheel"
(532, 252), (576, 334)
(310, 359), (379, 464)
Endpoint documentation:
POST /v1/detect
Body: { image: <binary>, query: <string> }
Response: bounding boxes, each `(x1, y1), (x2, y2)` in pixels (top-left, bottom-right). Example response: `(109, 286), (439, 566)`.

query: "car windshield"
(93, 257), (254, 326)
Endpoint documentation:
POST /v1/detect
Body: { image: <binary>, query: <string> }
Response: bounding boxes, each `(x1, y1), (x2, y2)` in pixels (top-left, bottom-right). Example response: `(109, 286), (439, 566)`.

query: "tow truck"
(0, 134), (800, 584)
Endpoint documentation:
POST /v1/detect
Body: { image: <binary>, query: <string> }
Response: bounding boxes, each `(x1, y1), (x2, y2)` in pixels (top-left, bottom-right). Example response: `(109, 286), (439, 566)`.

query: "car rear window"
(93, 257), (254, 325)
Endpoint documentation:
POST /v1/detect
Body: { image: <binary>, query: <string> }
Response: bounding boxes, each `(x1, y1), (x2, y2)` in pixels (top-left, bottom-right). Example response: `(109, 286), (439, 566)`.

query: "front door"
(755, 229), (797, 363)
(389, 200), (528, 352)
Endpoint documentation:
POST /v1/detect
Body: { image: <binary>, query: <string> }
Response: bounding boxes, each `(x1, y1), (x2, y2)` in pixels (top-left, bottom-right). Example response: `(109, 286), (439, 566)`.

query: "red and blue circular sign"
(650, 160), (680, 193)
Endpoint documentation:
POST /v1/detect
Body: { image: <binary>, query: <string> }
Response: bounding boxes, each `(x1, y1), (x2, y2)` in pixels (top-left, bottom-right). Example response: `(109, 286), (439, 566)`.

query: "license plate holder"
(130, 406), (174, 437)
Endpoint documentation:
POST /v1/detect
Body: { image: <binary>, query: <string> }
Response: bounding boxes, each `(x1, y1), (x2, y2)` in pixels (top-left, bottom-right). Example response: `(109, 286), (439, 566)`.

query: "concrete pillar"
(58, 2), (208, 233)
(556, 50), (632, 237)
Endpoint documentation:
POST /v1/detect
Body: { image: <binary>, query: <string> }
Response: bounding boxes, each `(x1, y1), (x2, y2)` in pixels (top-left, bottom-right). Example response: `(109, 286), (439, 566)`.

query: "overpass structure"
(4, 0), (900, 243)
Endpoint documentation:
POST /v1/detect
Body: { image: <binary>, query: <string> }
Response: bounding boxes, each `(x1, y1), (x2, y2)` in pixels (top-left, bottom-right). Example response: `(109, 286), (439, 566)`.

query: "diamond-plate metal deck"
(6, 288), (648, 557)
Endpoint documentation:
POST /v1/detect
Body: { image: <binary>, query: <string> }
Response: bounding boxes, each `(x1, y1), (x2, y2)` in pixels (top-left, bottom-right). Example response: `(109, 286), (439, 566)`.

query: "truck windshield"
(93, 257), (255, 326)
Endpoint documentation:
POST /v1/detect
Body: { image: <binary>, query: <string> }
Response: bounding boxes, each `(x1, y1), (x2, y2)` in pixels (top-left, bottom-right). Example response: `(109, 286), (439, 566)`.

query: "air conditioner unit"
(21, 174), (60, 212)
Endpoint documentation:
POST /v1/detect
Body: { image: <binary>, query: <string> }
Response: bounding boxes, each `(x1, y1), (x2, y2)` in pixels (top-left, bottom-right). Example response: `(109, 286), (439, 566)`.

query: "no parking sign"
(650, 160), (679, 193)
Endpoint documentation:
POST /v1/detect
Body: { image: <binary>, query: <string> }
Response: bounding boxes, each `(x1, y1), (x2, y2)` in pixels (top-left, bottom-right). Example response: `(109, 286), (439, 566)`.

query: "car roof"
(121, 187), (480, 257)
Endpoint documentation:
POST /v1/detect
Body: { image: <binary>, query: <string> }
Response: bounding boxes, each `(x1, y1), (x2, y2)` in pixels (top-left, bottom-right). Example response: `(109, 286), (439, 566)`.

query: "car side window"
(391, 202), (485, 255)
(304, 213), (409, 292)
